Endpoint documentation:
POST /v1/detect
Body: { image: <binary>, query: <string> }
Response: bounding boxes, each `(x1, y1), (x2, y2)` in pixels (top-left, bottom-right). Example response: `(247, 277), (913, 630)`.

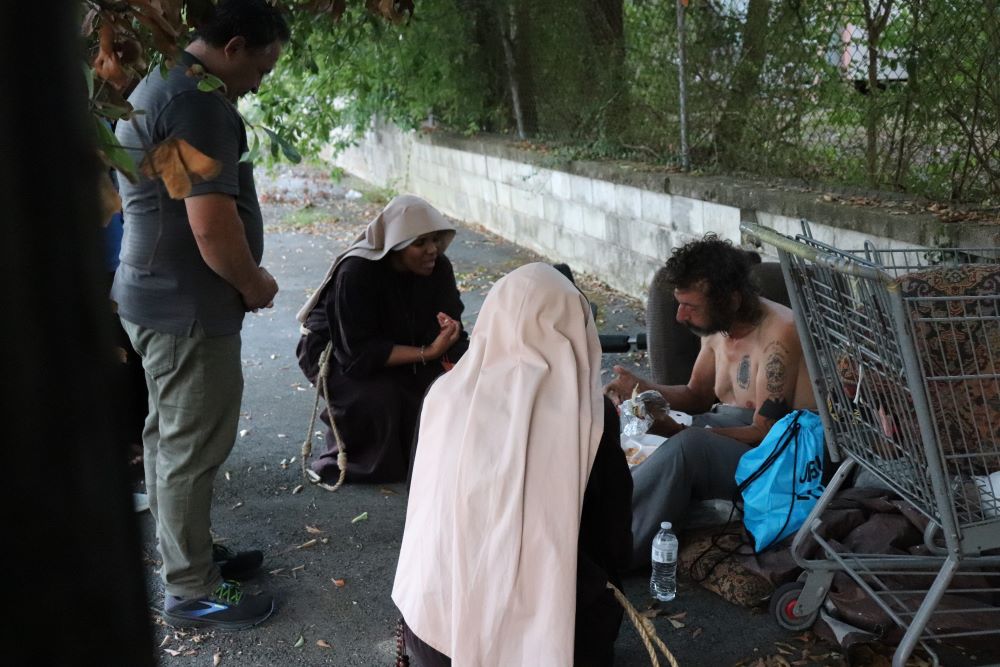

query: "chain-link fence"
(622, 0), (1000, 208)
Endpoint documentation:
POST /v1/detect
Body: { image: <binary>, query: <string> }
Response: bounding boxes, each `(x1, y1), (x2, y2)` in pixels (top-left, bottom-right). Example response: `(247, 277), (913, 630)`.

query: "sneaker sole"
(162, 600), (275, 631)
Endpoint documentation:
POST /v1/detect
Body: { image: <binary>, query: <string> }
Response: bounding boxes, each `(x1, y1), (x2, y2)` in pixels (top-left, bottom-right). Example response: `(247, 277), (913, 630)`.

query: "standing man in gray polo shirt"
(114, 0), (288, 630)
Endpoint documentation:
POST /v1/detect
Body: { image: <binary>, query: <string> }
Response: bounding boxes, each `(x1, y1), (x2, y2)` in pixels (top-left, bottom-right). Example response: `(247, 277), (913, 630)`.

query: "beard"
(683, 308), (735, 337)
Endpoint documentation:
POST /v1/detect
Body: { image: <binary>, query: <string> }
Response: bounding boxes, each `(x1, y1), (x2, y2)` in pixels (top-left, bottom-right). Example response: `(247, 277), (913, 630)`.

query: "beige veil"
(392, 262), (604, 666)
(296, 194), (456, 324)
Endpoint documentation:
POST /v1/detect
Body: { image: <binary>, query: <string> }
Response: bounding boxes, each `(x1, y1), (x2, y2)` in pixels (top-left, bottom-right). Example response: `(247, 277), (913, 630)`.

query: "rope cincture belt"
(608, 581), (680, 667)
(301, 340), (348, 492)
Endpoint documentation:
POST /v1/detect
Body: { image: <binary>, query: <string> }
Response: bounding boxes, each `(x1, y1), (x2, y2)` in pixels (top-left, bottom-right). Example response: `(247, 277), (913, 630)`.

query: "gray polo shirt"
(112, 52), (263, 337)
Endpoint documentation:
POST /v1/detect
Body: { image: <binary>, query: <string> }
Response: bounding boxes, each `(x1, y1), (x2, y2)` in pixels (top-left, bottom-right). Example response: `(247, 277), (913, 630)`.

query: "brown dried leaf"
(296, 538), (318, 549)
(163, 648), (181, 657)
(316, 639), (332, 649)
(93, 21), (132, 90)
(139, 138), (221, 199)
(666, 611), (687, 621)
(213, 652), (222, 666)
(691, 627), (703, 638)
(306, 525), (323, 534)
(128, 0), (181, 57)
(668, 618), (686, 629)
(332, 578), (346, 588)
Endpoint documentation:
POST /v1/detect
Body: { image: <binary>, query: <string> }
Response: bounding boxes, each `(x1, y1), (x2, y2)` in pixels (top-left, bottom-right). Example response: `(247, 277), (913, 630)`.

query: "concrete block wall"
(333, 123), (998, 301)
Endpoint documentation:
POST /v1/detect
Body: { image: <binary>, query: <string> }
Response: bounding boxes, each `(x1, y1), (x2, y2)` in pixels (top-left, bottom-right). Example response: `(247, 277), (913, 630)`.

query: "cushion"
(678, 526), (773, 607)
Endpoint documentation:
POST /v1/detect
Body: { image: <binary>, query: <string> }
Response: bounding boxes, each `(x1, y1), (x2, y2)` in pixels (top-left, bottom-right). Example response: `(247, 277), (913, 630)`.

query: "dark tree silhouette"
(0, 3), (154, 664)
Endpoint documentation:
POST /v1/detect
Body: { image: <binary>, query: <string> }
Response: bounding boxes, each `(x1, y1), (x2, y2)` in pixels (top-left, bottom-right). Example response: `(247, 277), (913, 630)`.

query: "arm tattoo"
(764, 341), (790, 397)
(736, 355), (751, 389)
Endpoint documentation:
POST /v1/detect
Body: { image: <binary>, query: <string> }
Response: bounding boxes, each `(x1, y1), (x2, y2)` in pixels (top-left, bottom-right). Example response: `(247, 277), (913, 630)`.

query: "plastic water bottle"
(650, 521), (678, 602)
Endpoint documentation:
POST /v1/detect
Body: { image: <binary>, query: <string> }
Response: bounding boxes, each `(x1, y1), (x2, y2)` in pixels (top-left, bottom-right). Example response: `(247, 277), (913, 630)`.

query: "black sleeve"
(579, 397), (633, 583)
(328, 258), (395, 378)
(574, 397), (633, 665)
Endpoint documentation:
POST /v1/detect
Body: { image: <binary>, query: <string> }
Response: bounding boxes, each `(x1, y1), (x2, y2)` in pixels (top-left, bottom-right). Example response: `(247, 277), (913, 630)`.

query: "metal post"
(675, 0), (690, 171)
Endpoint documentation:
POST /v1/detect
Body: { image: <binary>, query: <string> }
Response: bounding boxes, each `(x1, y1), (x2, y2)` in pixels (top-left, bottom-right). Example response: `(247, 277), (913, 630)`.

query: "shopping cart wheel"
(770, 582), (819, 631)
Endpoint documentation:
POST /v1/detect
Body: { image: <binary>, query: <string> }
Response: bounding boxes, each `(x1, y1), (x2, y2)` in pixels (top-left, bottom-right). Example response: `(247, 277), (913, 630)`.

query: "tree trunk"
(862, 0), (894, 187)
(714, 0), (772, 168)
(496, 0), (537, 138)
(585, 0), (629, 140)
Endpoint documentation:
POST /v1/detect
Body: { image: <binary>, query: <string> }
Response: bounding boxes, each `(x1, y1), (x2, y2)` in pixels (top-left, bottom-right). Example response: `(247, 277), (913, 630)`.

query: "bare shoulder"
(759, 299), (801, 351)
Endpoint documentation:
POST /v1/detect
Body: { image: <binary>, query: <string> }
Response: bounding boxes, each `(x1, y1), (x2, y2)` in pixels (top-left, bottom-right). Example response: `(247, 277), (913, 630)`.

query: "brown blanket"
(679, 485), (1000, 650)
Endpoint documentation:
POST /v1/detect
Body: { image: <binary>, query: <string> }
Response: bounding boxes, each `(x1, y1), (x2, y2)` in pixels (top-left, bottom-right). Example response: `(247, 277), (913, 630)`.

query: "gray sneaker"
(163, 581), (274, 630)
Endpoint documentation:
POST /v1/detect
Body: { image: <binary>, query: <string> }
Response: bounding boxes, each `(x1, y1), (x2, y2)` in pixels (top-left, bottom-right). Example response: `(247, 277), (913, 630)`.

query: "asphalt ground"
(135, 165), (994, 667)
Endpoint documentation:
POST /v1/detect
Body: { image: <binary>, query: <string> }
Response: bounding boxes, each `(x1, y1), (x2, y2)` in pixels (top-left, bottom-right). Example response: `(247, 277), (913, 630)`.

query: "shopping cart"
(743, 221), (1000, 667)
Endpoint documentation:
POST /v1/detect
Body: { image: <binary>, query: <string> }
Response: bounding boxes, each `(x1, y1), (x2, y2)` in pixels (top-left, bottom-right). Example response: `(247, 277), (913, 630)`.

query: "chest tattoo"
(736, 355), (751, 389)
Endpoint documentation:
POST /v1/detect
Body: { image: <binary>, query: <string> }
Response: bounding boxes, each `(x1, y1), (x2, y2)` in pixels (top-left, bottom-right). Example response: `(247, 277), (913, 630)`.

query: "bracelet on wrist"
(419, 345), (427, 365)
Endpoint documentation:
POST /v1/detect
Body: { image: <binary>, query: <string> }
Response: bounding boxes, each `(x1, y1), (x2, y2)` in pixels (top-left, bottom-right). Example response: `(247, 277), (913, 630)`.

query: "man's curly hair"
(664, 234), (762, 330)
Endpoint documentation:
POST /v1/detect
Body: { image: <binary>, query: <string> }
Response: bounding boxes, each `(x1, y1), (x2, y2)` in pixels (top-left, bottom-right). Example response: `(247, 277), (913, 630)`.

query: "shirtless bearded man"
(604, 234), (815, 566)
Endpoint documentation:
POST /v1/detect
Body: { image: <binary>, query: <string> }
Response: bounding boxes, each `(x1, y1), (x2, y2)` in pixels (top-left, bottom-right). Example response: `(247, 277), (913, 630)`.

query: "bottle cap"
(660, 521), (672, 529)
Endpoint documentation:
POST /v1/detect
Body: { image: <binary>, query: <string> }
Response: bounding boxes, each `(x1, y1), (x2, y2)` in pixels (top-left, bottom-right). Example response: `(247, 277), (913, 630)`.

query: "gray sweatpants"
(630, 405), (754, 567)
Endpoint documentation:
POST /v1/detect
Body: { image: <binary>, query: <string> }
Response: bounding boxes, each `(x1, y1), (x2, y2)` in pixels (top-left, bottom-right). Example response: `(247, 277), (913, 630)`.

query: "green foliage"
(251, 0), (997, 205)
(281, 205), (334, 228)
(361, 185), (397, 205)
(256, 1), (495, 157)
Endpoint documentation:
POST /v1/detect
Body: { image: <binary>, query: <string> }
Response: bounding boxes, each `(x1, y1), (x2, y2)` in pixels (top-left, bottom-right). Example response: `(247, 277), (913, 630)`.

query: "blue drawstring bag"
(734, 410), (826, 552)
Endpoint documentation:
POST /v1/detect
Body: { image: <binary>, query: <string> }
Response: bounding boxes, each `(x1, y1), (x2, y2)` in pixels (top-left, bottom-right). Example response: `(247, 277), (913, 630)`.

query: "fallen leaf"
(306, 525), (323, 534)
(316, 639), (332, 649)
(239, 429), (250, 438)
(139, 138), (222, 199)
(213, 653), (222, 666)
(379, 487), (398, 495)
(293, 634), (305, 648)
(296, 539), (318, 549)
(225, 471), (231, 481)
(164, 648), (181, 657)
(640, 609), (659, 619)
(667, 612), (687, 621)
(292, 484), (304, 494)
(332, 578), (346, 588)
(668, 618), (686, 629)
(351, 511), (369, 524)
(269, 568), (285, 575)
(692, 627), (703, 638)
(230, 501), (243, 510)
